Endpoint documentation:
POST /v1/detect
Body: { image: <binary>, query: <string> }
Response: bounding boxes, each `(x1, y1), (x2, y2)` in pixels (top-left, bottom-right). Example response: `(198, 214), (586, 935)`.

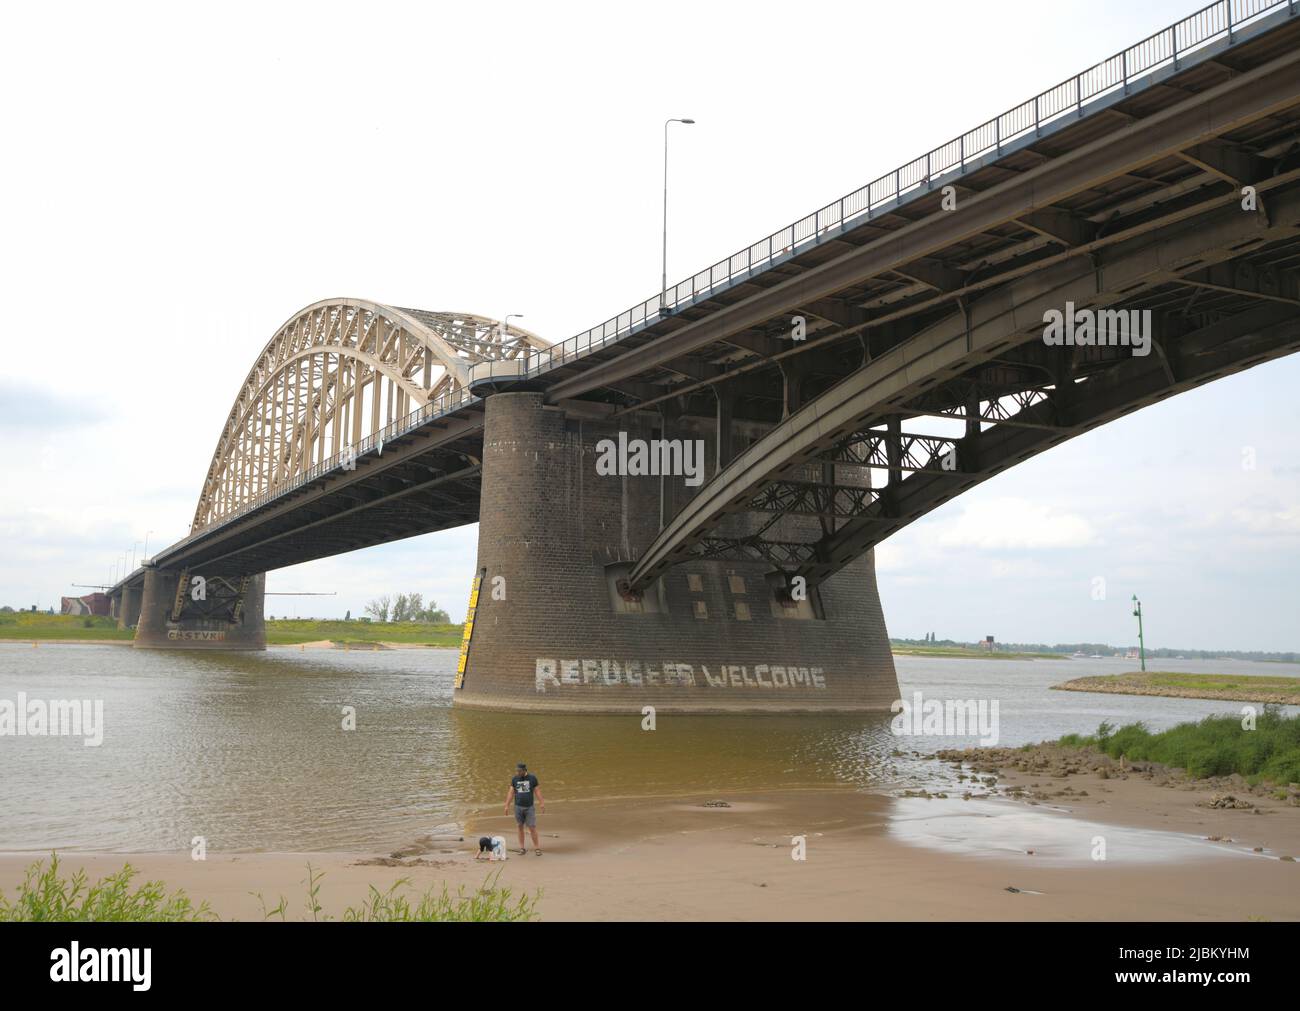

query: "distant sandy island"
(1054, 671), (1300, 705)
(3, 752), (1296, 921)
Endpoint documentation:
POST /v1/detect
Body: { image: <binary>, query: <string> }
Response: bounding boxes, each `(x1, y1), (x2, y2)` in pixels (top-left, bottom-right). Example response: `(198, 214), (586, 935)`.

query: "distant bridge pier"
(116, 583), (142, 631)
(133, 568), (266, 650)
(454, 390), (899, 713)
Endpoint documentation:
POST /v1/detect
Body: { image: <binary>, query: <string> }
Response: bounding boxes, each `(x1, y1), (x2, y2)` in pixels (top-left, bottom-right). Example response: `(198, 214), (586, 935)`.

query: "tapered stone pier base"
(133, 568), (267, 650)
(455, 392), (899, 714)
(116, 583), (141, 631)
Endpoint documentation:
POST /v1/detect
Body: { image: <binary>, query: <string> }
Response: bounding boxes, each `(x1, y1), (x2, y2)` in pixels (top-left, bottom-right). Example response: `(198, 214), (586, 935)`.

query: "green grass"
(1143, 671), (1300, 695)
(2, 855), (541, 922)
(0, 612), (132, 640)
(890, 644), (1064, 660)
(1055, 670), (1300, 704)
(264, 619), (462, 646)
(0, 854), (214, 921)
(1056, 708), (1300, 785)
(0, 614), (463, 645)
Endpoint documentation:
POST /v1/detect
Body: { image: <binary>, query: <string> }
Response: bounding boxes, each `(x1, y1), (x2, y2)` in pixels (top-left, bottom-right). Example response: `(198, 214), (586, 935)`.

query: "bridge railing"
(524, 0), (1291, 378)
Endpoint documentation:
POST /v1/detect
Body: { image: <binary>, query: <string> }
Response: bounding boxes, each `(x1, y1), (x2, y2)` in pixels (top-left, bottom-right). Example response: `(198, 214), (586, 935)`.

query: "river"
(1, 644), (1295, 853)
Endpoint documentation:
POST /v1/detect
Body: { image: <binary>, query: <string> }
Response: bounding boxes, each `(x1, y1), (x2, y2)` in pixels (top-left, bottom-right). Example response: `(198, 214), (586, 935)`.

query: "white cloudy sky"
(1, 0), (1296, 651)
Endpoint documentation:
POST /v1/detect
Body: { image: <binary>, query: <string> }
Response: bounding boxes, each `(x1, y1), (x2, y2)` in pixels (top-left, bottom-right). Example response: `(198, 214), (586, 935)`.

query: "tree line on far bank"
(362, 593), (450, 624)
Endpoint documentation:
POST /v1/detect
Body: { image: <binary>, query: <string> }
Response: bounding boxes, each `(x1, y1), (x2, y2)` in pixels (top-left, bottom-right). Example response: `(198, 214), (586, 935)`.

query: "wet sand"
(2, 769), (1297, 920)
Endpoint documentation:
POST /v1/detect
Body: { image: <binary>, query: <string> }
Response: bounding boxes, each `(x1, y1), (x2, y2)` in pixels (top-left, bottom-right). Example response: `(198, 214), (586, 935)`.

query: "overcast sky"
(2, 0), (1295, 651)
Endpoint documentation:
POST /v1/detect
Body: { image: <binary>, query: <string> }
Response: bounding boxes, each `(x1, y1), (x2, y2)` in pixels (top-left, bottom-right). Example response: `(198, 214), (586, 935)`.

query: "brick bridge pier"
(455, 391), (899, 713)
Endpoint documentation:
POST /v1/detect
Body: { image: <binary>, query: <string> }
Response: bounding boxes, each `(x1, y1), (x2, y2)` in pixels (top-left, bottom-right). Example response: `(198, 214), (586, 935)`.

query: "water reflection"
(887, 797), (1255, 865)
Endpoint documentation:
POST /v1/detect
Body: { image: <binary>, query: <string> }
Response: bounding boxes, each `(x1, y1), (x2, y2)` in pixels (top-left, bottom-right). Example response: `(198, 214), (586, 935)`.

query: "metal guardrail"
(521, 0), (1295, 380)
(172, 0), (1293, 556)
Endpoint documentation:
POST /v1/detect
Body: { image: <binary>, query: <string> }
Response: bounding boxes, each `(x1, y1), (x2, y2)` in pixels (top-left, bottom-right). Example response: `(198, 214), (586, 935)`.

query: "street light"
(1131, 594), (1146, 672)
(661, 117), (696, 312)
(143, 529), (154, 562)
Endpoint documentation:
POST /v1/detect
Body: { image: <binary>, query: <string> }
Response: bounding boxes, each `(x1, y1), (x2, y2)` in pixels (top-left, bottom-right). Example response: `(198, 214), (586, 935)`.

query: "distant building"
(980, 635), (995, 652)
(61, 593), (110, 617)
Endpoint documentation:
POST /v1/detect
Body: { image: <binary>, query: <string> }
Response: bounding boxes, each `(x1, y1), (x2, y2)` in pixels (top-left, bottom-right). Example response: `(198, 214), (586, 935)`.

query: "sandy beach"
(4, 757), (1297, 921)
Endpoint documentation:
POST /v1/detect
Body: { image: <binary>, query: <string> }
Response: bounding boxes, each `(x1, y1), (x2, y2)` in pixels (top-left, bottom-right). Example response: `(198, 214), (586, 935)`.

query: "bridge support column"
(455, 391), (899, 714)
(133, 568), (266, 650)
(116, 583), (141, 631)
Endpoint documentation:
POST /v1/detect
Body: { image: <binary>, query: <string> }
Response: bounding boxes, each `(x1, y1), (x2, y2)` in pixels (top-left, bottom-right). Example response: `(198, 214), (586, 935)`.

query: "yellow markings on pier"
(454, 575), (481, 690)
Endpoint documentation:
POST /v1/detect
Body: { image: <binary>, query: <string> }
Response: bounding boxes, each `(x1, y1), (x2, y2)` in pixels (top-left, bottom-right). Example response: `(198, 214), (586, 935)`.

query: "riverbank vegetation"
(890, 641), (1063, 660)
(0, 612), (131, 640)
(0, 855), (540, 922)
(254, 865), (540, 922)
(0, 613), (462, 645)
(265, 618), (461, 646)
(0, 854), (213, 921)
(1057, 709), (1300, 785)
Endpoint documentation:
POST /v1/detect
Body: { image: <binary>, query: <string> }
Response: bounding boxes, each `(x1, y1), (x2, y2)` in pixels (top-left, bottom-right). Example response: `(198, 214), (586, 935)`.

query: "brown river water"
(1, 643), (1296, 853)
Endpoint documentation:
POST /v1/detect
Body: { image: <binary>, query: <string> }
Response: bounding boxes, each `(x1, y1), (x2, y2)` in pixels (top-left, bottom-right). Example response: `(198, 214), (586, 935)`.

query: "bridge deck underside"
(156, 416), (486, 578)
(543, 18), (1300, 413)
(530, 21), (1300, 591)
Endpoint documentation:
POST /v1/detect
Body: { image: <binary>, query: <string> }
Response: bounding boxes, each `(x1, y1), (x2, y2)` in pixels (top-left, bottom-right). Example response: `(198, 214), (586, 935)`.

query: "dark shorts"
(514, 804), (536, 828)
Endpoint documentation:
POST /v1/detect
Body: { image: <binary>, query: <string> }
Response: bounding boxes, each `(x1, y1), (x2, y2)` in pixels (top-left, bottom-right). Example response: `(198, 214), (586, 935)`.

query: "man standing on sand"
(505, 761), (545, 855)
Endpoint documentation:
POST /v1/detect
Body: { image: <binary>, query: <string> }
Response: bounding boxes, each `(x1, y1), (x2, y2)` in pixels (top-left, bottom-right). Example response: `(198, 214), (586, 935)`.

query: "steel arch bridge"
(191, 299), (547, 530)
(105, 0), (1300, 709)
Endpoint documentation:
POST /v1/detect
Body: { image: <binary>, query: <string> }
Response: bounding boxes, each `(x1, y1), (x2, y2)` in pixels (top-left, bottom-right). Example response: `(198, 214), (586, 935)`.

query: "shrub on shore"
(0, 855), (541, 922)
(254, 865), (542, 922)
(0, 854), (213, 922)
(1058, 707), (1300, 785)
(343, 871), (542, 922)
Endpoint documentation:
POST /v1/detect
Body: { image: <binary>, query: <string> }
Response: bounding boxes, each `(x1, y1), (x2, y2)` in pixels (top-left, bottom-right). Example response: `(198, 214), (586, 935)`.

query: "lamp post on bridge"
(661, 117), (695, 314)
(143, 530), (153, 564)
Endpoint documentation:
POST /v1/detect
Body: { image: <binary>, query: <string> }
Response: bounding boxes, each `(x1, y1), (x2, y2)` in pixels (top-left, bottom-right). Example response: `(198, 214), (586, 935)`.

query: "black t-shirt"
(511, 773), (539, 808)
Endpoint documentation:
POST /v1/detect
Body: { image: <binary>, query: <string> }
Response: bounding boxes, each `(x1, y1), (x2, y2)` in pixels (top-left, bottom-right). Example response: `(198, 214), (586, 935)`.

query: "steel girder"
(547, 46), (1300, 404)
(627, 181), (1300, 590)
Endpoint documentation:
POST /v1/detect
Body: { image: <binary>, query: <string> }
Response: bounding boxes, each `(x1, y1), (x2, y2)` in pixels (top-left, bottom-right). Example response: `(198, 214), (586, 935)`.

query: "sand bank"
(2, 764), (1296, 921)
(1052, 672), (1300, 705)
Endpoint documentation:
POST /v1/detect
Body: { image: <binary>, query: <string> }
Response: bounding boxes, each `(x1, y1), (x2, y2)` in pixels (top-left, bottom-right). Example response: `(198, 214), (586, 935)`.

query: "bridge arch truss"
(191, 299), (547, 530)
